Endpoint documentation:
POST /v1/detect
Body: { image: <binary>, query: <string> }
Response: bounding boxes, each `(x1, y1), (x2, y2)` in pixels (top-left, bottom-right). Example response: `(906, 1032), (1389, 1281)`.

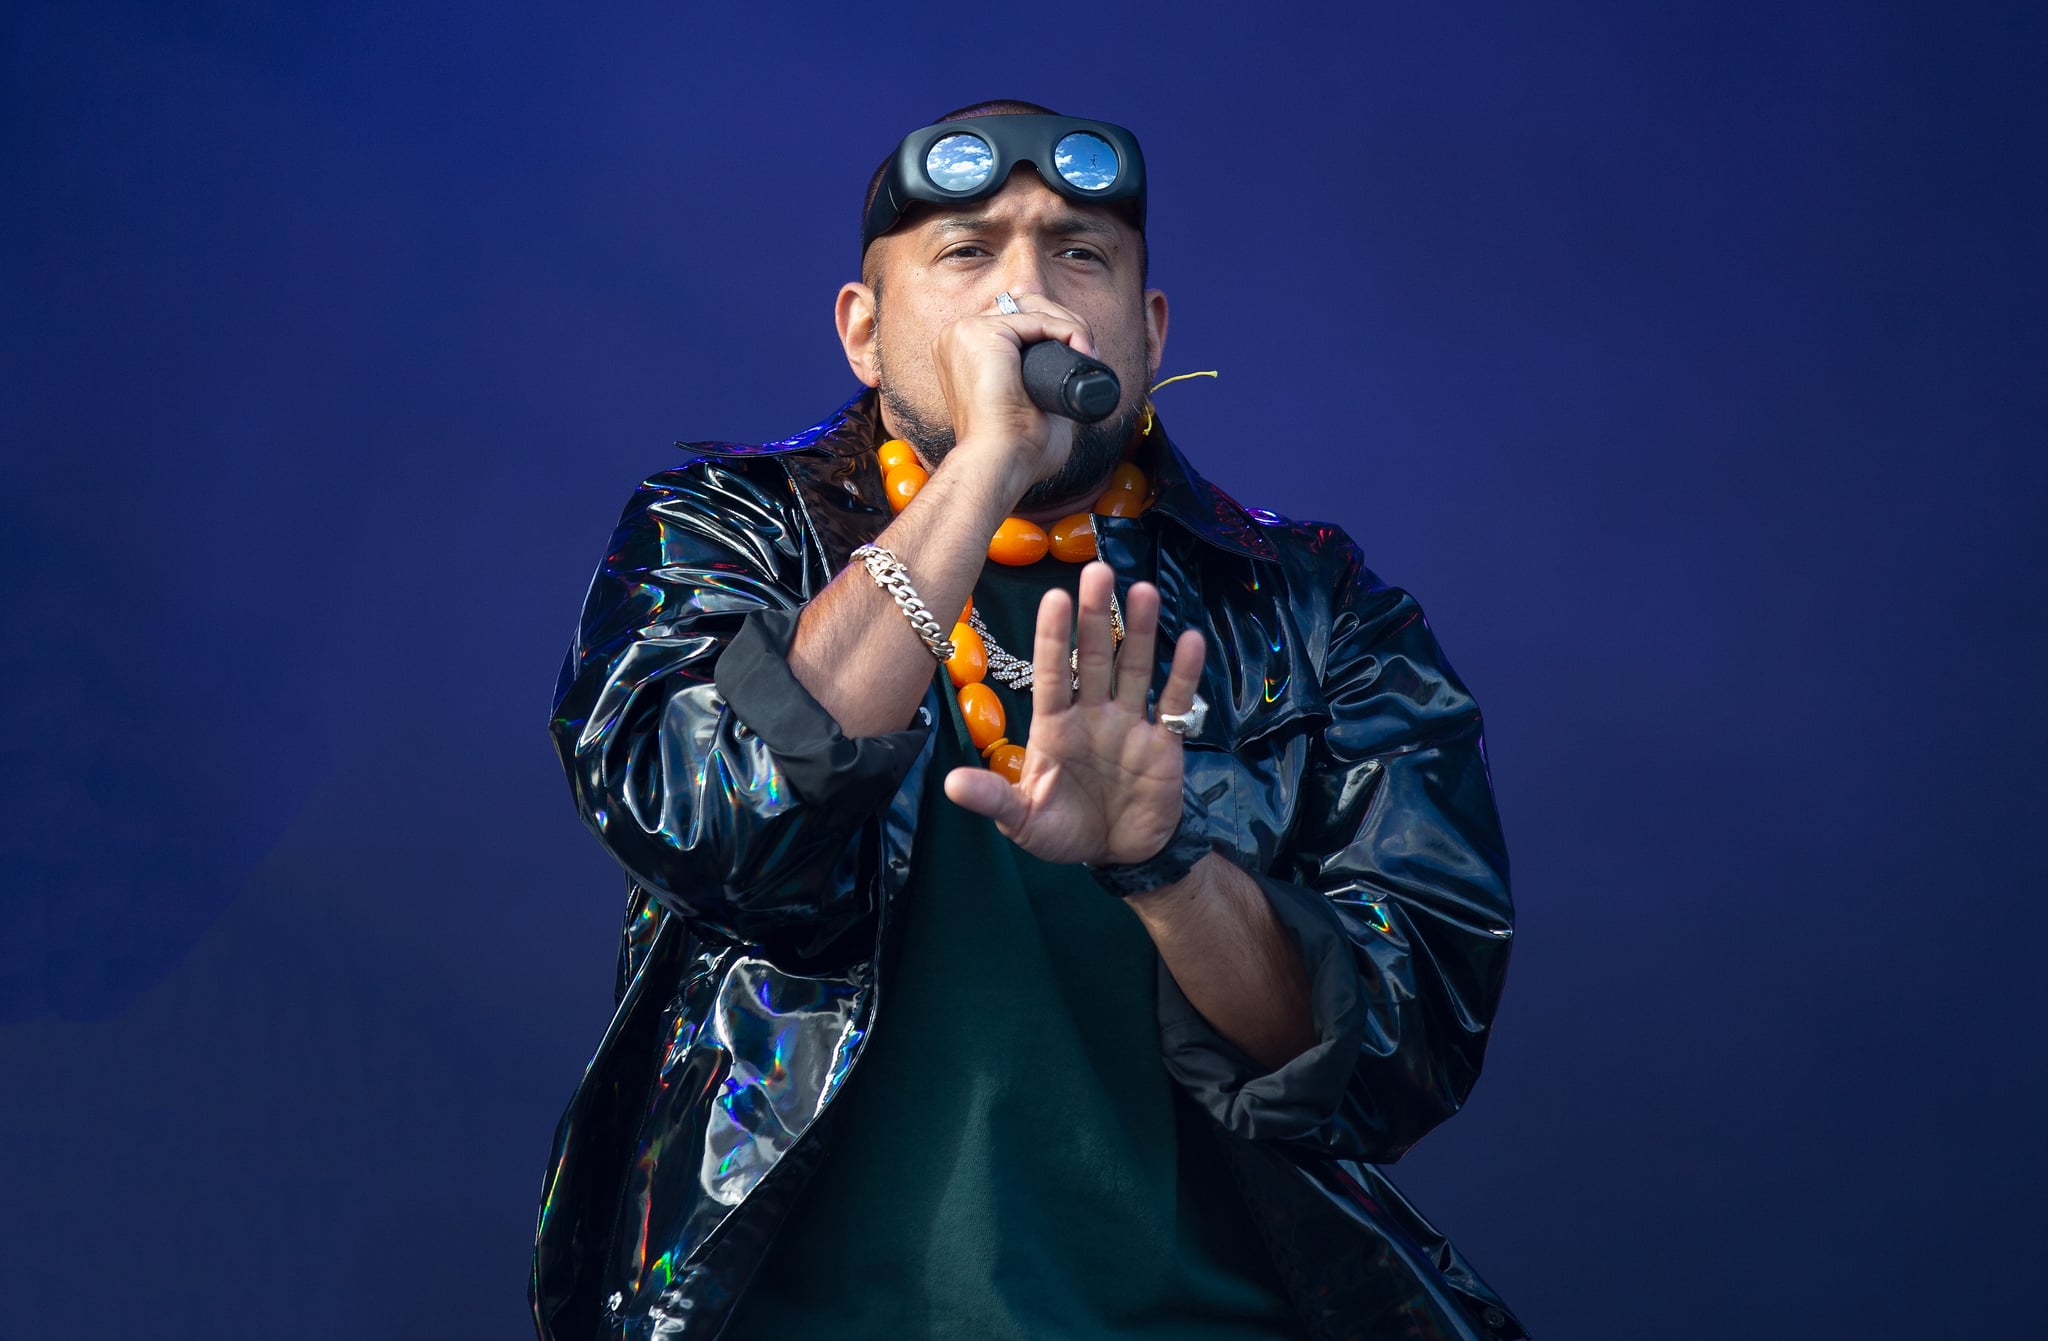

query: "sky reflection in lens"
(1054, 132), (1118, 191)
(926, 133), (994, 192)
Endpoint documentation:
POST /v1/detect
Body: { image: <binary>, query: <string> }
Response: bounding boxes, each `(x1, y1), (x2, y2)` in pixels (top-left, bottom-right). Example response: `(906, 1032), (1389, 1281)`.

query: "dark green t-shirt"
(725, 557), (1299, 1339)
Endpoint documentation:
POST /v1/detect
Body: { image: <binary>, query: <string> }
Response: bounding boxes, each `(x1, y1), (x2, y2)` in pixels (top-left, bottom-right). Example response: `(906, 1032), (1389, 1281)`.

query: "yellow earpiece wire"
(1139, 369), (1219, 437)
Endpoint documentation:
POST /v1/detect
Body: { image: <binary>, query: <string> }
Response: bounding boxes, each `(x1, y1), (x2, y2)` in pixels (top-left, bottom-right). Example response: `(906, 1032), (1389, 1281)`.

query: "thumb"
(943, 765), (1026, 829)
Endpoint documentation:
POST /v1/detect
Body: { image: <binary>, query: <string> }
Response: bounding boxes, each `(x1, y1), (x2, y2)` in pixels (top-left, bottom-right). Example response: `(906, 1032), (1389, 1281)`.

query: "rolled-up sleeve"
(1155, 873), (1369, 1142)
(552, 456), (927, 946)
(1160, 531), (1514, 1164)
(714, 607), (927, 811)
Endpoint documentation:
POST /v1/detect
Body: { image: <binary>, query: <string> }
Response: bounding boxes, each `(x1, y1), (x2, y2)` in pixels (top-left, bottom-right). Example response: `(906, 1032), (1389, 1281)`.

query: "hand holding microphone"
(996, 290), (1122, 424)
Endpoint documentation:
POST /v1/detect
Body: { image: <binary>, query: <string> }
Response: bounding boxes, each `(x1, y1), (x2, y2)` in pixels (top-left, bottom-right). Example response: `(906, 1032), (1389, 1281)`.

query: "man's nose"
(998, 246), (1051, 300)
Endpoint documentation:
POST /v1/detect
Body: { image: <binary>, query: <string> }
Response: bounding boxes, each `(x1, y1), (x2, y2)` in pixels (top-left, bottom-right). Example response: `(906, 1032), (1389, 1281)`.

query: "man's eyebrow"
(1044, 212), (1121, 243)
(929, 214), (1000, 237)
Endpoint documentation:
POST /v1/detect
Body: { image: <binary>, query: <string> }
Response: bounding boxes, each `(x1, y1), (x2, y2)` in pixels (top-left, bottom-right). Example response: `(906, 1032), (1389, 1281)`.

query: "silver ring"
(994, 291), (1021, 316)
(1157, 692), (1208, 738)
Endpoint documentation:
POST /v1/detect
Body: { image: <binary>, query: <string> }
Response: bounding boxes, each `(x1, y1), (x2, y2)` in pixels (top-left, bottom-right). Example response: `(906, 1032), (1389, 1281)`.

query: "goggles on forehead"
(861, 114), (1147, 252)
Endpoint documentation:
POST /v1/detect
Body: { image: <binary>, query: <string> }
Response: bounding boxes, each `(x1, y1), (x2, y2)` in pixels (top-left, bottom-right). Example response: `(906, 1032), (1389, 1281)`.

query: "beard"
(876, 343), (1140, 514)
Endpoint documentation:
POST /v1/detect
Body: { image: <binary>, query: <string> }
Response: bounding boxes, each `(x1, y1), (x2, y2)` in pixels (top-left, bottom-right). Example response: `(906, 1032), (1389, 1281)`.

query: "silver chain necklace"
(968, 593), (1123, 692)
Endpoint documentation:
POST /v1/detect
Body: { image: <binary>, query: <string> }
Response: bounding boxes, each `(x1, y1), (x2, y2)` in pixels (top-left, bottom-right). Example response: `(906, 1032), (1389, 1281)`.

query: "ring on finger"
(995, 290), (1021, 316)
(1158, 692), (1208, 738)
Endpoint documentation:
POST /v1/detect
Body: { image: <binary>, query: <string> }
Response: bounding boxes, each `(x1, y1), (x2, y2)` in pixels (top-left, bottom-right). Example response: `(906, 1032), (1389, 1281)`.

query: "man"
(533, 100), (1523, 1340)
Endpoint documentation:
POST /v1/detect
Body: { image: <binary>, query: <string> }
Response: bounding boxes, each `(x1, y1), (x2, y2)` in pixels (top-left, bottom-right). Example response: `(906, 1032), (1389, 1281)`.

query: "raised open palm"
(943, 561), (1206, 865)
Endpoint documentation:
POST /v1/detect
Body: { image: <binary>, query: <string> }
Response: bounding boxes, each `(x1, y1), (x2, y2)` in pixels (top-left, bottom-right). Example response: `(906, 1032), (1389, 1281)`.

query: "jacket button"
(916, 705), (931, 725)
(1483, 1306), (1507, 1330)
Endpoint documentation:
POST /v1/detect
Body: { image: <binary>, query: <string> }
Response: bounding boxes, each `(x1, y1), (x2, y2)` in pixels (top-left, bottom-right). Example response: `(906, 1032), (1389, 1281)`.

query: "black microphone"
(1021, 340), (1122, 424)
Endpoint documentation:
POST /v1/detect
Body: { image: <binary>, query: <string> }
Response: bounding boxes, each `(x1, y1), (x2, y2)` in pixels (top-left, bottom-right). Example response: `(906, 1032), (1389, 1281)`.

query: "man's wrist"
(941, 432), (1045, 514)
(1085, 785), (1214, 899)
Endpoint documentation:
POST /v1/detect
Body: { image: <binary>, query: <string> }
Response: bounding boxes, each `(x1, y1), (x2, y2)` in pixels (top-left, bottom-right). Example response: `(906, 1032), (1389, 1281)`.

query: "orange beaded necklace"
(875, 437), (1155, 781)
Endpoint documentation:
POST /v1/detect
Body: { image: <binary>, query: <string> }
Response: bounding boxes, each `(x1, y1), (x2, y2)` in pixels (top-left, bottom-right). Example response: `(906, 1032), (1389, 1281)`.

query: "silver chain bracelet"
(850, 543), (956, 661)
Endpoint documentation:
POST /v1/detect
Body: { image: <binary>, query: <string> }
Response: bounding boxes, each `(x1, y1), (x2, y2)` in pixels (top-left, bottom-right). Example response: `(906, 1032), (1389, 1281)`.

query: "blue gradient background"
(2, 2), (2042, 1336)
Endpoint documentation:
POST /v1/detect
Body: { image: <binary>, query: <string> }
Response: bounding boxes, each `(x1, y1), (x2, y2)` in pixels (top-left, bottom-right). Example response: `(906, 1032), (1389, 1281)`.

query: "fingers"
(943, 764), (1025, 829)
(1154, 628), (1207, 720)
(1031, 570), (1193, 721)
(930, 293), (1098, 451)
(1031, 585), (1074, 721)
(1112, 580), (1161, 711)
(1072, 562), (1117, 703)
(985, 291), (1097, 359)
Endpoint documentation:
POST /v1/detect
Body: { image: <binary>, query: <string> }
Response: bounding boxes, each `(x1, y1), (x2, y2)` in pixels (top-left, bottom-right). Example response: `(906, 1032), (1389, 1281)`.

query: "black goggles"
(861, 114), (1146, 252)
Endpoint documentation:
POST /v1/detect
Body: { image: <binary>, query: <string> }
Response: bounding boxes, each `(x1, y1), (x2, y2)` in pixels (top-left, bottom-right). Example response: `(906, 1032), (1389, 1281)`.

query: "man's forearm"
(787, 451), (1020, 739)
(1126, 852), (1318, 1071)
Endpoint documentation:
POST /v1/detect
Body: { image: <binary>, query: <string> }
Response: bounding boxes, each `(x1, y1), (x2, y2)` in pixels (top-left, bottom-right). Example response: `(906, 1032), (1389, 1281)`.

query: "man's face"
(843, 167), (1168, 511)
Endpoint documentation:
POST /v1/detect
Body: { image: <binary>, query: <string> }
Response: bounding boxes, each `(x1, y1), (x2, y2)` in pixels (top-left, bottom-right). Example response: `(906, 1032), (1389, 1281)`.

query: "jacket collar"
(680, 388), (1278, 565)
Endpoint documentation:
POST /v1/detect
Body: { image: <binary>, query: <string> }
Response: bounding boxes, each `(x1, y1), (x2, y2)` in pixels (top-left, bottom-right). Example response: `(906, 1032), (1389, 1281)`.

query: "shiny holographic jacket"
(534, 391), (1524, 1340)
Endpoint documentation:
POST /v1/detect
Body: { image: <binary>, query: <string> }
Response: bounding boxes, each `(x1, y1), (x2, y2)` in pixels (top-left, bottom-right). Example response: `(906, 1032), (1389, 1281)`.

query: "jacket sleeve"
(1159, 532), (1514, 1163)
(550, 455), (928, 948)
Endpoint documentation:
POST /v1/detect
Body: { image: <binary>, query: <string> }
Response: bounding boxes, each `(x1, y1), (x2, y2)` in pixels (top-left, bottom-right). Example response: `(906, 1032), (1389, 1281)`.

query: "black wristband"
(1085, 783), (1213, 898)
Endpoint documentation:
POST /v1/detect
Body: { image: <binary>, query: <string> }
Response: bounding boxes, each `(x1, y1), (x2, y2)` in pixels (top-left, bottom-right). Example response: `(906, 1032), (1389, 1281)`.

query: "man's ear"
(1143, 287), (1170, 378)
(837, 282), (880, 387)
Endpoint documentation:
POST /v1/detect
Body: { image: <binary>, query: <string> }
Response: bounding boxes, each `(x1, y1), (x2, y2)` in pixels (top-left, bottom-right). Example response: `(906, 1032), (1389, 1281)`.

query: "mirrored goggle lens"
(926, 133), (995, 192)
(1054, 132), (1118, 192)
